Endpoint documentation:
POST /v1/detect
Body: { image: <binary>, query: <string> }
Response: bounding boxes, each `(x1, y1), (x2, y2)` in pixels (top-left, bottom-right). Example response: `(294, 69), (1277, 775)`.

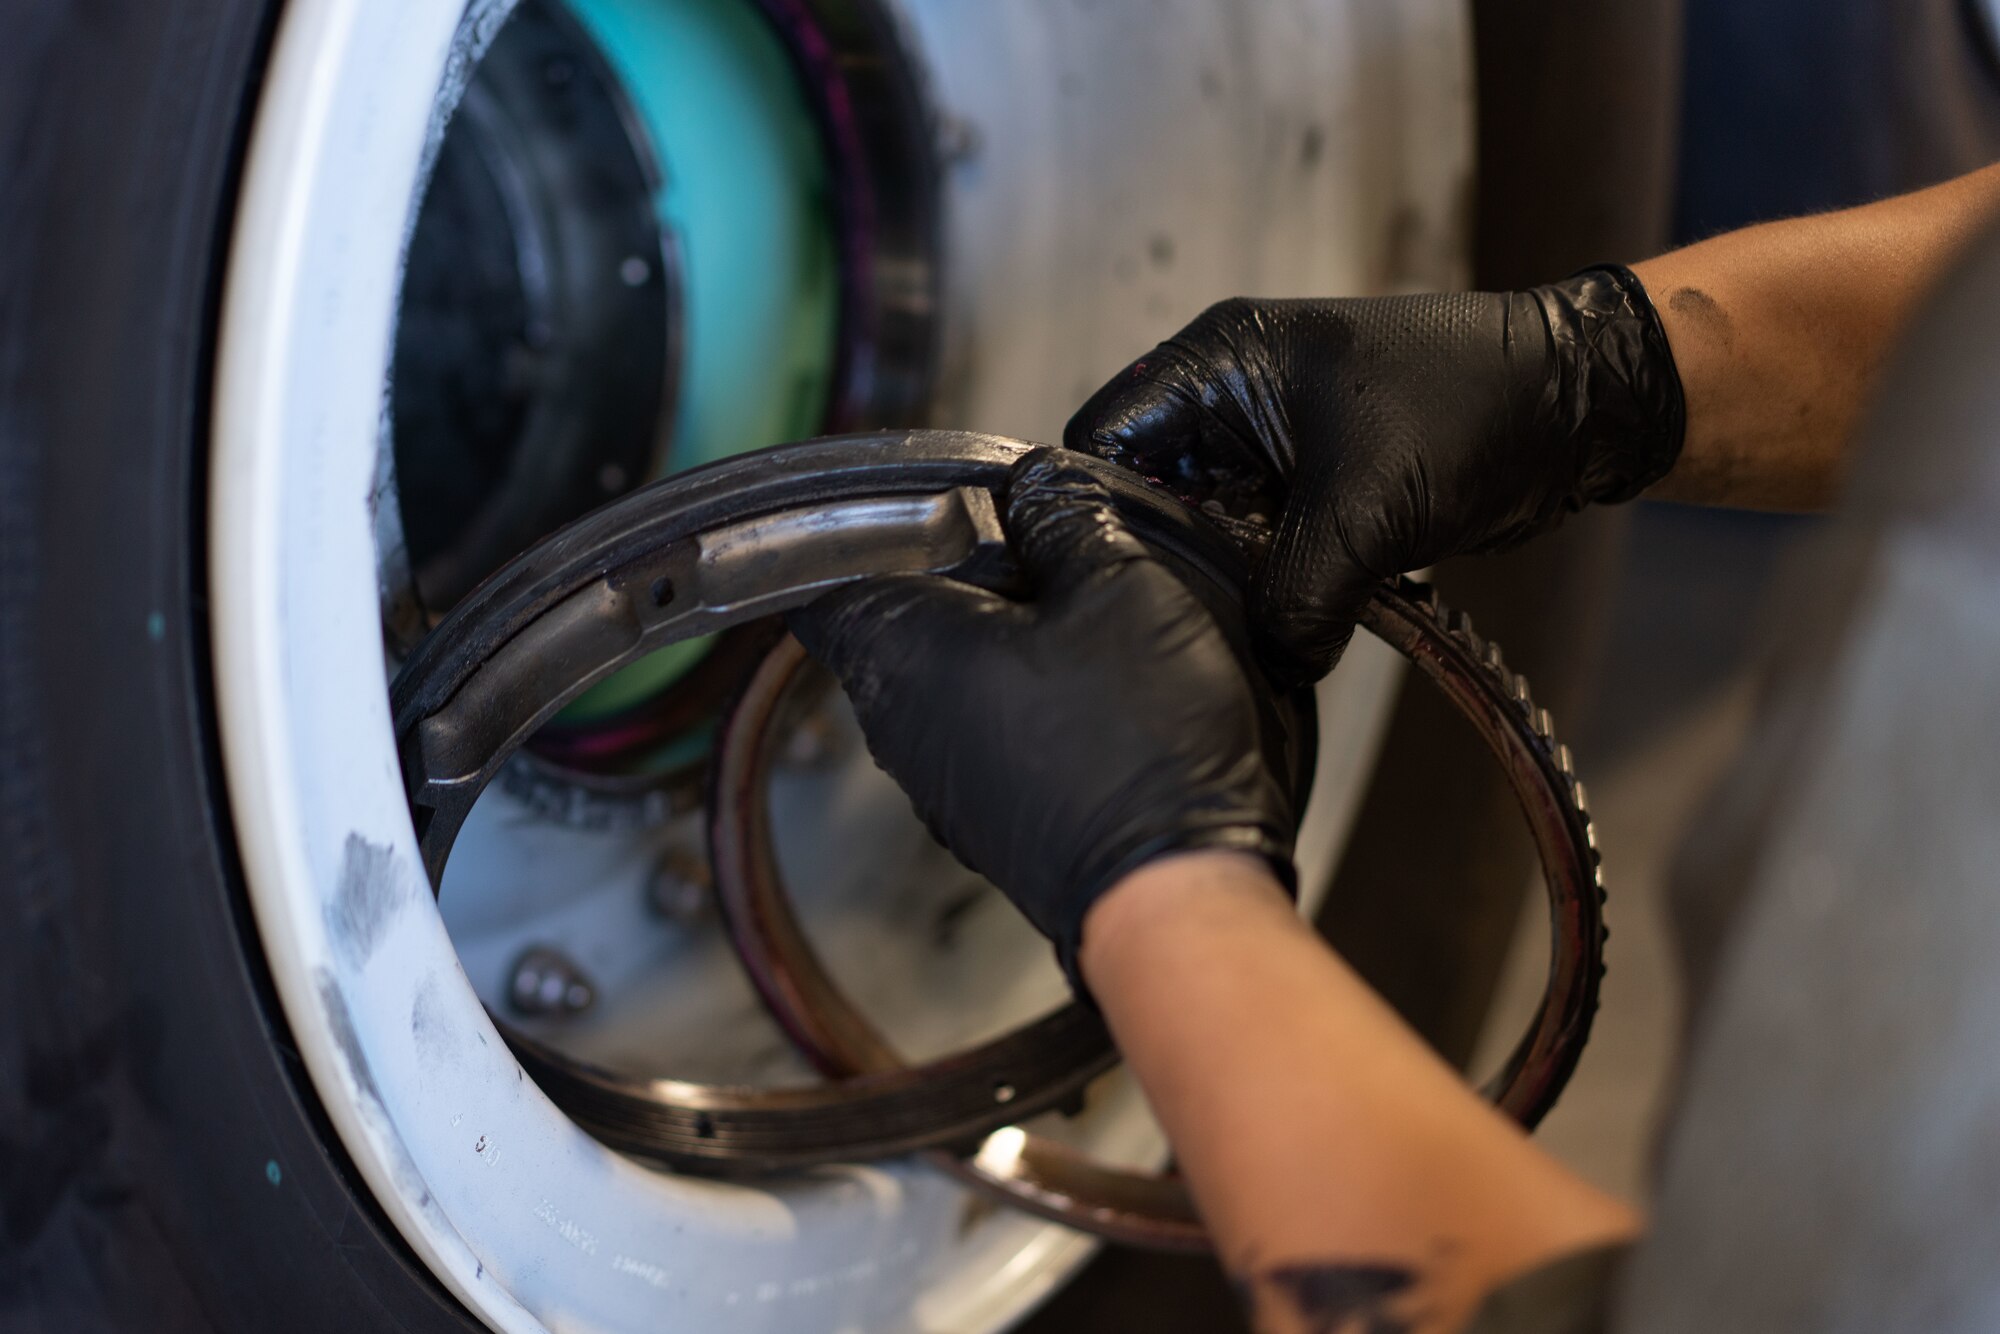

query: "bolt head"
(508, 946), (595, 1018)
(647, 847), (713, 924)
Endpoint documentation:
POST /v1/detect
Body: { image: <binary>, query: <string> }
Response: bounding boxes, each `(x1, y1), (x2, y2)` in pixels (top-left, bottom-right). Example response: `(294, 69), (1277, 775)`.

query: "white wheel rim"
(208, 1), (1469, 1330)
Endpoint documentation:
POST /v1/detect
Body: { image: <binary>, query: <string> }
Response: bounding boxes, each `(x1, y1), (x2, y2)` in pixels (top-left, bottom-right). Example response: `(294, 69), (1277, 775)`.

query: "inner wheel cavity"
(388, 0), (942, 786)
(392, 0), (677, 619)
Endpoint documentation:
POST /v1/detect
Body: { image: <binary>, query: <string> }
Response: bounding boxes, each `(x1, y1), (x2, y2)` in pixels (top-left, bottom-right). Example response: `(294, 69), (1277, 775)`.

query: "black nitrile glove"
(789, 450), (1297, 989)
(1065, 265), (1685, 685)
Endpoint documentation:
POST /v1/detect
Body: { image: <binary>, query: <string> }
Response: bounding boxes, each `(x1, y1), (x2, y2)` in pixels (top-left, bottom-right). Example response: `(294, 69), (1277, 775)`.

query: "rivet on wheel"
(508, 946), (596, 1018)
(777, 705), (844, 770)
(647, 847), (713, 925)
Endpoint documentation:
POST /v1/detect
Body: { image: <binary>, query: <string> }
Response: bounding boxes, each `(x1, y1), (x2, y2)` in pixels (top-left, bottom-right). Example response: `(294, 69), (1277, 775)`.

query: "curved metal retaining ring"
(393, 430), (1302, 1165)
(391, 429), (1602, 1179)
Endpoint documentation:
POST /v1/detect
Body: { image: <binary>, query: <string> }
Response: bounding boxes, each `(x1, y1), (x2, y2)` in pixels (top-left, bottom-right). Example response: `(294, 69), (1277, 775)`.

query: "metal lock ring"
(711, 578), (1606, 1249)
(391, 429), (1603, 1183)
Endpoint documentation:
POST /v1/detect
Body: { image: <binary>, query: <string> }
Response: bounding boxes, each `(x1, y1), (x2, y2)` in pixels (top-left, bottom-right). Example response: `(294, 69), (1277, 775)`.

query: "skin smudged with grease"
(1233, 1256), (1430, 1334)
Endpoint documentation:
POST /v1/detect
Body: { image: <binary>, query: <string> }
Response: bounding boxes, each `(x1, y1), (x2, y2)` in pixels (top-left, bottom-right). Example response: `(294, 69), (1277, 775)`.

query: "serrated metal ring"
(712, 571), (1605, 1249)
(391, 429), (1603, 1186)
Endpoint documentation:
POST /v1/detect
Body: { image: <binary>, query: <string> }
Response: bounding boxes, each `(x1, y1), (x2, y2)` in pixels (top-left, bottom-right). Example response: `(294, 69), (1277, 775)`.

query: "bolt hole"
(650, 576), (674, 607)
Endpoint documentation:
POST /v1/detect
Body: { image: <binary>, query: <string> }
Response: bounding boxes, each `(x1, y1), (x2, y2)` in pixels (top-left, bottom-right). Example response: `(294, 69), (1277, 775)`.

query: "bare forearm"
(1079, 852), (1638, 1334)
(1635, 163), (2000, 509)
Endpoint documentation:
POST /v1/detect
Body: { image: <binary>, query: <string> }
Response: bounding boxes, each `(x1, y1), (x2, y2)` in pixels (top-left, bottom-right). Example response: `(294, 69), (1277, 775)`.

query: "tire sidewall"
(0, 6), (479, 1330)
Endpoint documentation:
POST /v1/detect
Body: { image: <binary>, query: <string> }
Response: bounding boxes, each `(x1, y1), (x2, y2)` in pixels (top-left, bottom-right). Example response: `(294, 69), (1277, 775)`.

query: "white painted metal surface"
(208, 1), (1470, 1331)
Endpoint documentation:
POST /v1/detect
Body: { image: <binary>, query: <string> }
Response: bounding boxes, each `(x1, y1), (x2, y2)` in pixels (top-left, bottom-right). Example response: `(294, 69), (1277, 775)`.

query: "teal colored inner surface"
(555, 0), (839, 729)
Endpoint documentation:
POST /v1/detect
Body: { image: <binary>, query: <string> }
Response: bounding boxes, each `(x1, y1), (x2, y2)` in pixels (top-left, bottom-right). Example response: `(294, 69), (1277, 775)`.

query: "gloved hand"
(1064, 265), (1685, 685)
(789, 450), (1297, 990)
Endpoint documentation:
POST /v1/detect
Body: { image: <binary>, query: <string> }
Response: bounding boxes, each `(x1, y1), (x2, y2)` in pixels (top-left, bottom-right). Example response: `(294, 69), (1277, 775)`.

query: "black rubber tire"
(0, 7), (480, 1331)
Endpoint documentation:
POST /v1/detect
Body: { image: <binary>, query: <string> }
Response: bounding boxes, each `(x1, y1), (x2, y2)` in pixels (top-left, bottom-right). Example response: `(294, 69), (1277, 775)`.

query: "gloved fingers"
(787, 573), (996, 703)
(1063, 343), (1267, 478)
(1252, 515), (1382, 688)
(1065, 301), (1294, 520)
(1002, 449), (1155, 599)
(1061, 338), (1215, 475)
